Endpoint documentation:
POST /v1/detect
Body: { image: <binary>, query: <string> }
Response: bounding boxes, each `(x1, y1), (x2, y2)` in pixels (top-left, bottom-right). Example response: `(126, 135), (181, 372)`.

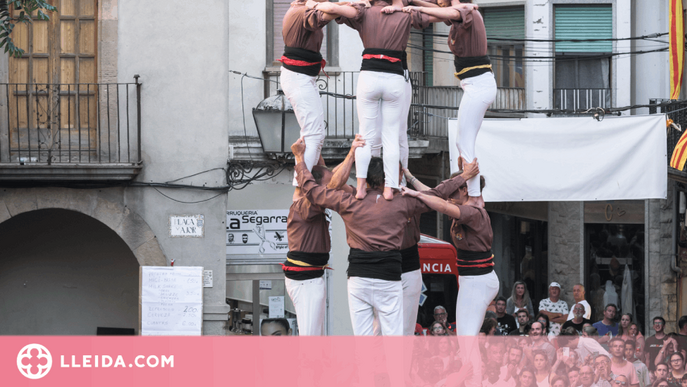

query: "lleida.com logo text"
(17, 343), (174, 380)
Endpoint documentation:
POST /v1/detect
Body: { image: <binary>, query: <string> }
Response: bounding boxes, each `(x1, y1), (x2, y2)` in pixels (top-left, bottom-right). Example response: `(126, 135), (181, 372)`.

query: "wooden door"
(8, 0), (97, 162)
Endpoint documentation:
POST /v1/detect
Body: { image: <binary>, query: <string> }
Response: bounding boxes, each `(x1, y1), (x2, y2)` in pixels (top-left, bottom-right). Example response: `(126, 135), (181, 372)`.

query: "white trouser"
(372, 268), (422, 336)
(285, 276), (326, 336)
(448, 72), (497, 197)
(455, 270), (500, 387)
(348, 276), (403, 336)
(371, 79), (411, 170)
(355, 71), (406, 190)
(280, 67), (326, 186)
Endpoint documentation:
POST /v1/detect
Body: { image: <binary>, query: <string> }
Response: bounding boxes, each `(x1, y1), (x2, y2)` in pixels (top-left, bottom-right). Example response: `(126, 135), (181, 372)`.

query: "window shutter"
(273, 1), (327, 64)
(555, 6), (612, 53)
(483, 7), (525, 42)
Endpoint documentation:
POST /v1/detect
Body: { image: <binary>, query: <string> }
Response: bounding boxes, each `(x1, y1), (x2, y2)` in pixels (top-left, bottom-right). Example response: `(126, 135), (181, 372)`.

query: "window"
(483, 7), (525, 88)
(268, 0), (337, 67)
(554, 5), (612, 111)
(8, 0), (98, 161)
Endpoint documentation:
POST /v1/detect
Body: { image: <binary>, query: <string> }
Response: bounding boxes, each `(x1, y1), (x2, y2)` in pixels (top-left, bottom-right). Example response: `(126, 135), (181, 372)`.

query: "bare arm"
(307, 0), (359, 21)
(403, 169), (431, 191)
(328, 134), (364, 193)
(410, 0), (440, 7)
(402, 3), (476, 20)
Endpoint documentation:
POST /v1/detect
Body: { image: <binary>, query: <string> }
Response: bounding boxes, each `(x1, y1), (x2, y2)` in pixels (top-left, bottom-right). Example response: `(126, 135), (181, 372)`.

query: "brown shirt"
(287, 196), (330, 254)
(448, 8), (488, 57)
(336, 2), (430, 51)
(450, 205), (493, 253)
(401, 177), (464, 249)
(296, 163), (463, 252)
(282, 1), (329, 53)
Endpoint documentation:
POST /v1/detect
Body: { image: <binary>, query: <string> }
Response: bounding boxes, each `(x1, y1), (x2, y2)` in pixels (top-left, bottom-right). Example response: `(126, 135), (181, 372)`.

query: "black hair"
(679, 315), (687, 330)
(367, 157), (385, 189)
(261, 318), (290, 332)
(495, 296), (507, 304)
(311, 165), (330, 184)
(653, 316), (666, 325)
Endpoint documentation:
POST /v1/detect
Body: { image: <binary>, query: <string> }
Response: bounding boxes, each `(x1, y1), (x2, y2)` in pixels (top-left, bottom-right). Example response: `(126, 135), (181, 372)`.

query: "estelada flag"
(670, 0), (684, 100)
(670, 129), (687, 170)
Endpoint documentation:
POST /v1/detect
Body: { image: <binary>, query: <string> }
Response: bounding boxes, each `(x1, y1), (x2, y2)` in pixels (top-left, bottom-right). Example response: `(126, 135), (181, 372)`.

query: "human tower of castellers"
(276, 0), (496, 340)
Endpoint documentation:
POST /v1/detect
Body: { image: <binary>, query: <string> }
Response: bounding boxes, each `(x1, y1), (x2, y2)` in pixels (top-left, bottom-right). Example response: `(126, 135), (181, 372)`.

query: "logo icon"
(17, 344), (52, 380)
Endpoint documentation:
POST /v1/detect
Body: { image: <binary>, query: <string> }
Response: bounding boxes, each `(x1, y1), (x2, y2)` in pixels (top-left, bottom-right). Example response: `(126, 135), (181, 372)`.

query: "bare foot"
(383, 187), (394, 201)
(356, 178), (368, 200)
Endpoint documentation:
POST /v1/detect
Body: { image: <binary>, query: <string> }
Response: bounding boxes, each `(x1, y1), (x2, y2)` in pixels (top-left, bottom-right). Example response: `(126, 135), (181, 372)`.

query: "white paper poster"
(140, 266), (203, 336)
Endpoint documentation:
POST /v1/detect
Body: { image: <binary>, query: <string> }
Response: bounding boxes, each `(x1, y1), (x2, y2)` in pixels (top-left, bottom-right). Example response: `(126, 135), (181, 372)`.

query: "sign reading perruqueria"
(169, 215), (204, 238)
(226, 210), (288, 255)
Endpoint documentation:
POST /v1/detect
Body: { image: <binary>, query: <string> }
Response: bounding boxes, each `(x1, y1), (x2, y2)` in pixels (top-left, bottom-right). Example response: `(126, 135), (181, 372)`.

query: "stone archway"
(0, 187), (166, 266)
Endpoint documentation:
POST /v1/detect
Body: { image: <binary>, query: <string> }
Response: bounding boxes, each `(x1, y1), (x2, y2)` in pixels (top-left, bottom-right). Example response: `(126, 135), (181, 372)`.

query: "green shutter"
(555, 6), (612, 53)
(423, 26), (433, 87)
(484, 7), (525, 42)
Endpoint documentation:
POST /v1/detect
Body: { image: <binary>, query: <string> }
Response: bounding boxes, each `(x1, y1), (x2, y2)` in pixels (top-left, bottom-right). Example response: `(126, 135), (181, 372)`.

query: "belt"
(454, 64), (493, 80)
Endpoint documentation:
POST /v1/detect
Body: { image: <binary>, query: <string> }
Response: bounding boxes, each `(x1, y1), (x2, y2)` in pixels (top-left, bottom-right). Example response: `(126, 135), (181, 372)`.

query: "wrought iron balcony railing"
(554, 88), (611, 112)
(0, 80), (141, 168)
(262, 70), (526, 143)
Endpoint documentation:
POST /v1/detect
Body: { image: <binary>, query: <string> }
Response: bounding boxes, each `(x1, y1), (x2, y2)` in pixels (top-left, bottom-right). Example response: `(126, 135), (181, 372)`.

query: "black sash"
(360, 48), (407, 77)
(348, 248), (402, 281)
(454, 55), (492, 80)
(282, 251), (329, 280)
(400, 244), (421, 273)
(281, 46), (324, 77)
(456, 249), (494, 276)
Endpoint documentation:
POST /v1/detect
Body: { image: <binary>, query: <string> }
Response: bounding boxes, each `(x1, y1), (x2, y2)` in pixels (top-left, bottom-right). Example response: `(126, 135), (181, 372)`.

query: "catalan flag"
(670, 0), (684, 100)
(670, 129), (687, 170)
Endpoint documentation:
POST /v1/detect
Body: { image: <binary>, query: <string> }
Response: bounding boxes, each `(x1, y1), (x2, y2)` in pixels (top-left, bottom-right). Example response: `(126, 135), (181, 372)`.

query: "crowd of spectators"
(409, 281), (687, 387)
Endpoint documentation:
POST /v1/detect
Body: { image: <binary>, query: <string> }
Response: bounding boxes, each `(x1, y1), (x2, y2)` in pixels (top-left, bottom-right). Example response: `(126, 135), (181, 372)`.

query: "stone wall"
(647, 181), (679, 334)
(548, 202), (583, 307)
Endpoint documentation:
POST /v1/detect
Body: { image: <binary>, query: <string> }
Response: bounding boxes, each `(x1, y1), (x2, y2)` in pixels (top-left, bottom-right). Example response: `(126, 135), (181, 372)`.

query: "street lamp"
(252, 90), (300, 154)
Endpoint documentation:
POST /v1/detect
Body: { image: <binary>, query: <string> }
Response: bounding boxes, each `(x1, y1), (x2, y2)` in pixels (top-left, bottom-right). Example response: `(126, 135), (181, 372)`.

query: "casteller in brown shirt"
(450, 204), (494, 275)
(283, 196), (331, 281)
(295, 162), (464, 281)
(282, 1), (329, 53)
(336, 1), (430, 52)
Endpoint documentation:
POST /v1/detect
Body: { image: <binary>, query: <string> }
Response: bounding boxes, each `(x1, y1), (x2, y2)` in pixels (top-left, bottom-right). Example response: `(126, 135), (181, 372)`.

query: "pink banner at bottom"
(1, 336), (576, 387)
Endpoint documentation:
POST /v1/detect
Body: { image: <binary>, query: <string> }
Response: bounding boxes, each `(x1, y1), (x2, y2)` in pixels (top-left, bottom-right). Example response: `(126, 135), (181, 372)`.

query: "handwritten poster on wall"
(140, 266), (203, 336)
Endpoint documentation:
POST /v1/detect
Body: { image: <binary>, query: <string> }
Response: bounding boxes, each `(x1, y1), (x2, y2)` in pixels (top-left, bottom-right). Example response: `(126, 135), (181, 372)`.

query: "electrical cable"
(407, 44), (669, 61)
(410, 31), (670, 42)
(152, 188), (225, 204)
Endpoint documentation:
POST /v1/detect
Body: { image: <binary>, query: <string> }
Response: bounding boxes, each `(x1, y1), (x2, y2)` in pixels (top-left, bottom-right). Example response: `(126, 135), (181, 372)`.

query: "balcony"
(0, 80), (142, 181)
(410, 86), (525, 138)
(554, 88), (611, 112)
(251, 70), (525, 159)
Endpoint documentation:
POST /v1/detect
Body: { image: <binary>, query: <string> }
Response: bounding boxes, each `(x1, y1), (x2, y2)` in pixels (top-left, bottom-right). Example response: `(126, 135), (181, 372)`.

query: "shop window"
(585, 224), (644, 327)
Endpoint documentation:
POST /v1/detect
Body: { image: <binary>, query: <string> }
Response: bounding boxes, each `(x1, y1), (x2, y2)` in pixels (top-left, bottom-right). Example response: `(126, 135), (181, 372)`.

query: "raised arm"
(307, 0), (359, 21)
(403, 169), (431, 191)
(402, 3), (476, 21)
(293, 139), (349, 213)
(402, 159), (479, 218)
(328, 134), (365, 193)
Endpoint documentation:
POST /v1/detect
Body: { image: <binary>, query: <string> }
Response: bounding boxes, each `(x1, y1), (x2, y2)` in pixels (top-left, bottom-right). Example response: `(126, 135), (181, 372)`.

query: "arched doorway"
(0, 209), (139, 334)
